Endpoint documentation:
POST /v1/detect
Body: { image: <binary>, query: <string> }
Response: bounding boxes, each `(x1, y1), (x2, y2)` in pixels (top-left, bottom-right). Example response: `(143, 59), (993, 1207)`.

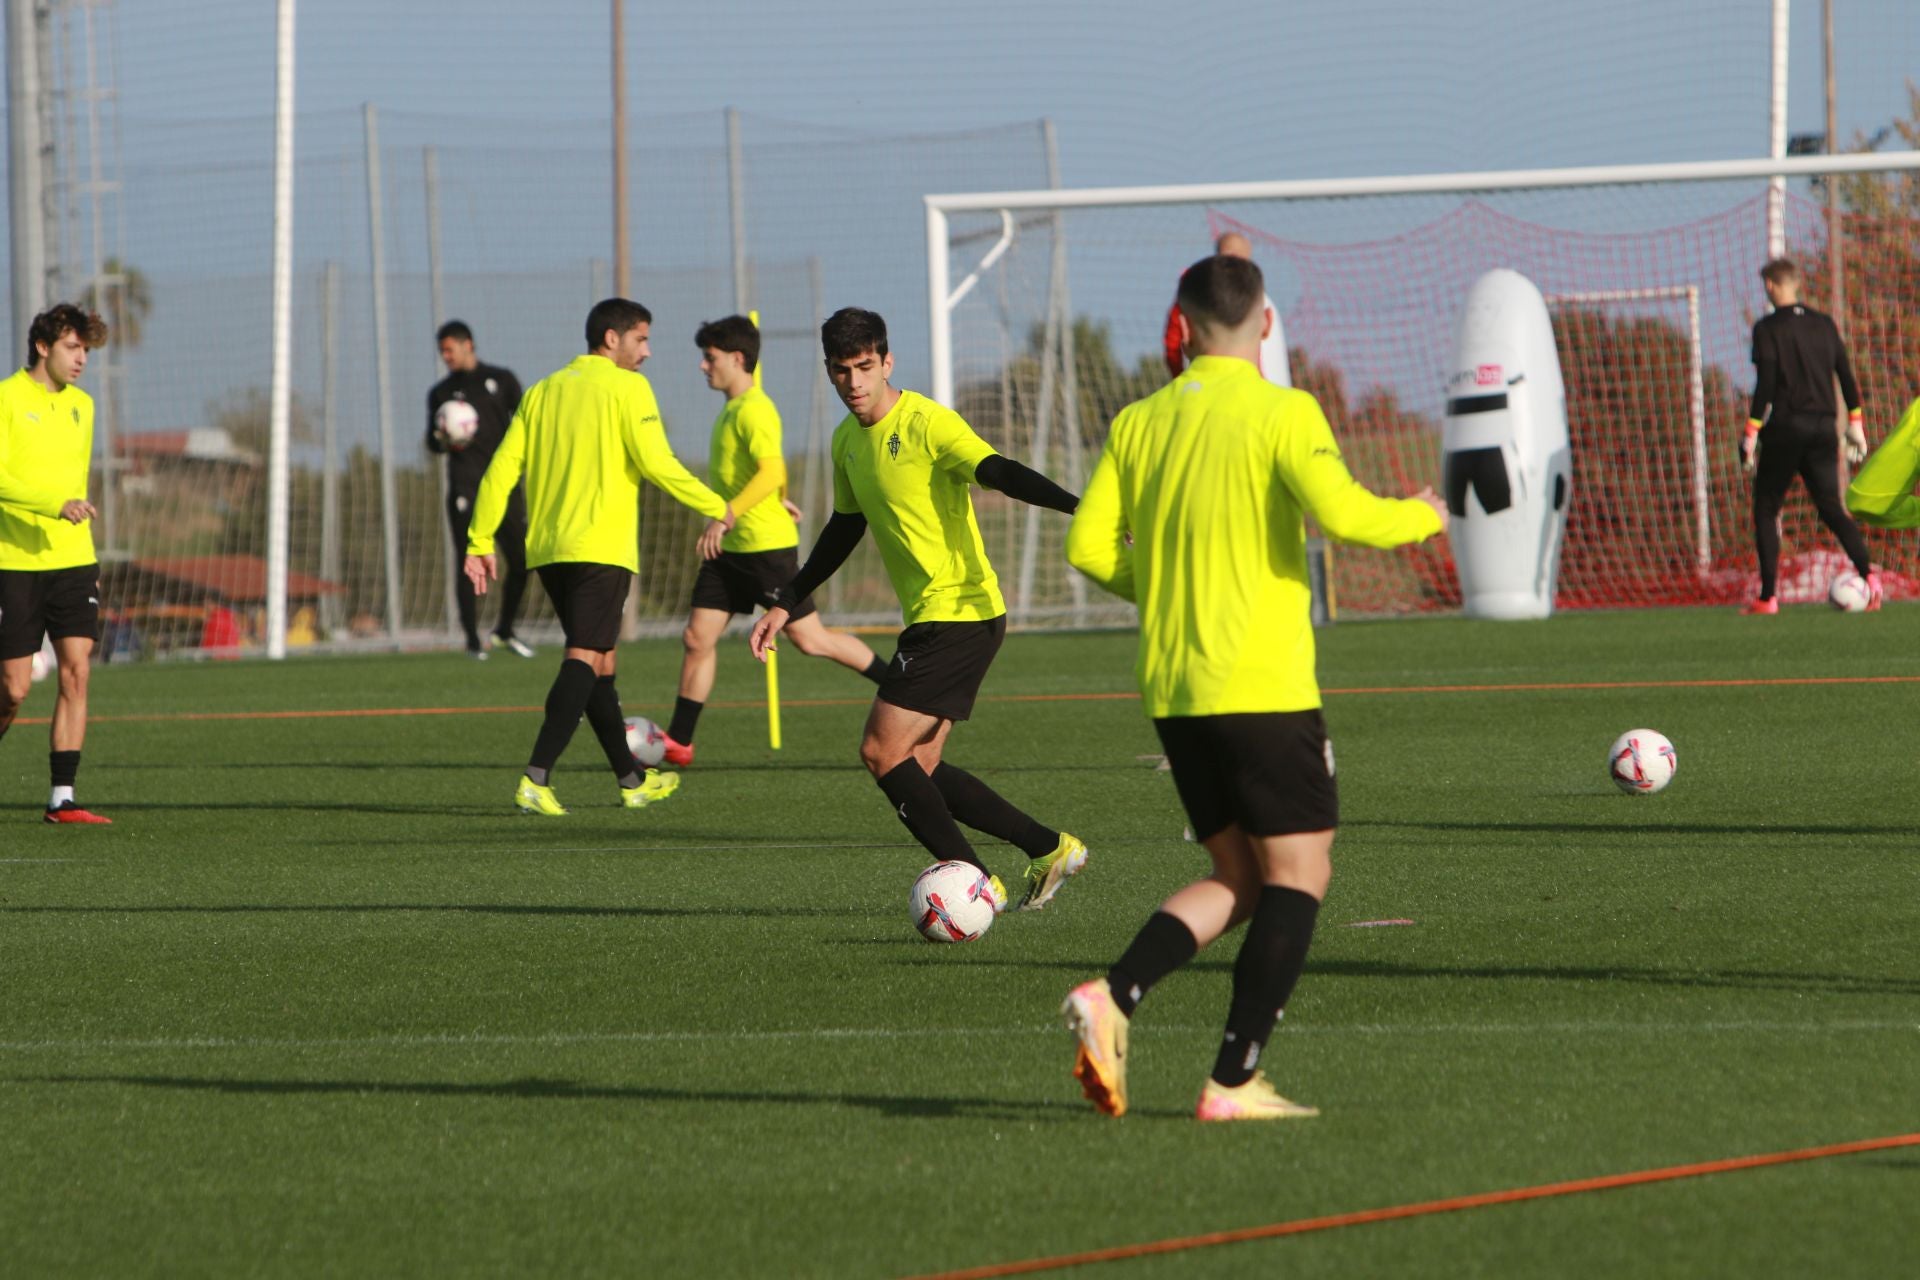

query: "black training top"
(427, 361), (524, 496)
(1749, 303), (1860, 424)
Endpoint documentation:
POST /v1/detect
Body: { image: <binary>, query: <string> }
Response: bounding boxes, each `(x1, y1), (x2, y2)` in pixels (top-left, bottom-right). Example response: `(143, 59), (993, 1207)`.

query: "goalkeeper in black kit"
(1738, 259), (1878, 614)
(429, 320), (534, 657)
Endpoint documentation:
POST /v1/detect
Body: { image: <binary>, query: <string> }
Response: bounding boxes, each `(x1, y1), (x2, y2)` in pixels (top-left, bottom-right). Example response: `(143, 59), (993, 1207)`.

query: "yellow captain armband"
(1849, 407), (1864, 422)
(1744, 419), (1763, 437)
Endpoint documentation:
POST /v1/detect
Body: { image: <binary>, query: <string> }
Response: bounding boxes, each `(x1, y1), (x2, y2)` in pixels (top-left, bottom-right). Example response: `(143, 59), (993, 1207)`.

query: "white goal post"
(925, 149), (1920, 410)
(923, 149), (1920, 619)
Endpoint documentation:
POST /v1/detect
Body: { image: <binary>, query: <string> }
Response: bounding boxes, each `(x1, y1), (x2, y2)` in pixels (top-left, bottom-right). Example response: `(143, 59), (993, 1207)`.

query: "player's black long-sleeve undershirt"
(775, 511), (868, 613)
(1749, 304), (1859, 424)
(975, 453), (1078, 514)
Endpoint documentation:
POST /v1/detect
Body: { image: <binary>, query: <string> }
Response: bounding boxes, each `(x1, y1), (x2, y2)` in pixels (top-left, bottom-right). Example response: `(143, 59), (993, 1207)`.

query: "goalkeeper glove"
(1740, 421), (1761, 476)
(1844, 410), (1867, 465)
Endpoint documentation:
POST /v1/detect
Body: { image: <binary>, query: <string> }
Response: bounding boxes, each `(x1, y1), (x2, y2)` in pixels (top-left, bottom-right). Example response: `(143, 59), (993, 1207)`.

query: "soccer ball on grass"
(1828, 572), (1873, 612)
(1607, 728), (1676, 795)
(909, 861), (996, 943)
(624, 715), (667, 768)
(433, 400), (480, 451)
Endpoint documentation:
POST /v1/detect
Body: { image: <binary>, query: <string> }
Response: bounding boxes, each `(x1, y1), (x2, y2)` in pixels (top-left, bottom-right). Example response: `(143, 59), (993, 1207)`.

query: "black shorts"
(0, 564), (102, 660)
(877, 614), (1006, 723)
(1154, 710), (1338, 841)
(689, 548), (815, 621)
(534, 562), (631, 652)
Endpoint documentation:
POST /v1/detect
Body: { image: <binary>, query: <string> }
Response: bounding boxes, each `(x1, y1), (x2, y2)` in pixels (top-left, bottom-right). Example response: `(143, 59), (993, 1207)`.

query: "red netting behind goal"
(1213, 190), (1920, 614)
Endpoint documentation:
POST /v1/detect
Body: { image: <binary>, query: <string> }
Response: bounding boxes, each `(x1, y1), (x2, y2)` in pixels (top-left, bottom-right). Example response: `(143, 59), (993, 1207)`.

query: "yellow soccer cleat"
(1062, 978), (1130, 1117)
(1020, 831), (1088, 911)
(515, 775), (567, 817)
(620, 768), (680, 809)
(1194, 1071), (1320, 1123)
(985, 874), (1009, 914)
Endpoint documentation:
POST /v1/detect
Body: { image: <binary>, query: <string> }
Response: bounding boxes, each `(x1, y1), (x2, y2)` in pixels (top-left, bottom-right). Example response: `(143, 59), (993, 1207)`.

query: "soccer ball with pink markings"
(624, 716), (667, 768)
(433, 399), (480, 451)
(909, 861), (996, 944)
(1608, 728), (1676, 795)
(1828, 572), (1873, 613)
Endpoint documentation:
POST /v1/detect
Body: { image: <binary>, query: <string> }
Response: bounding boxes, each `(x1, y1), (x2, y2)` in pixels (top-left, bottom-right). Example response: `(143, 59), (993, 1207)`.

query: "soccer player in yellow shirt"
(659, 315), (886, 766)
(0, 304), (113, 823)
(749, 308), (1087, 913)
(465, 298), (734, 815)
(1060, 254), (1447, 1121)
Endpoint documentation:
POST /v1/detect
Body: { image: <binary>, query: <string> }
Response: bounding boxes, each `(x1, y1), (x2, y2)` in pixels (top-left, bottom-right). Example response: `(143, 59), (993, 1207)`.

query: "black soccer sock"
(1106, 911), (1199, 1017)
(861, 655), (887, 684)
(1211, 886), (1321, 1088)
(585, 676), (643, 788)
(667, 696), (703, 745)
(929, 762), (1057, 857)
(50, 749), (81, 789)
(876, 759), (983, 871)
(528, 659), (598, 776)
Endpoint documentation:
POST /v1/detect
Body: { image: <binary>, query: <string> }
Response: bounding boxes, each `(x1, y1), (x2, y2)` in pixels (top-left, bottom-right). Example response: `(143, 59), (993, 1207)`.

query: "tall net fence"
(941, 169), (1920, 619)
(25, 103), (1051, 656)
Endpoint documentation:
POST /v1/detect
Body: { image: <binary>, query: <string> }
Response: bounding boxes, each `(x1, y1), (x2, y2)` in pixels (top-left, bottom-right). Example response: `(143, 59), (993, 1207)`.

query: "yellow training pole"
(751, 309), (782, 750)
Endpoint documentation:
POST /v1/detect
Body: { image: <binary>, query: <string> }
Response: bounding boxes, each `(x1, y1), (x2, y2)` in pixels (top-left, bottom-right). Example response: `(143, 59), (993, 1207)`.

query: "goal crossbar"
(924, 149), (1920, 406)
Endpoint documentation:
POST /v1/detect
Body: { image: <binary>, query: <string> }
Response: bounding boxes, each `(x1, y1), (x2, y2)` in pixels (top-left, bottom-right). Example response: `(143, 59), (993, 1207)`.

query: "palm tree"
(81, 257), (152, 349)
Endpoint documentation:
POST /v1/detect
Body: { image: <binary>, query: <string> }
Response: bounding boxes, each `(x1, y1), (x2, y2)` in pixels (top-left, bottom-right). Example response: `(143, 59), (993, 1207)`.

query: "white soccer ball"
(909, 861), (997, 944)
(434, 399), (480, 451)
(624, 715), (666, 768)
(1828, 572), (1873, 613)
(29, 638), (55, 684)
(1608, 728), (1676, 795)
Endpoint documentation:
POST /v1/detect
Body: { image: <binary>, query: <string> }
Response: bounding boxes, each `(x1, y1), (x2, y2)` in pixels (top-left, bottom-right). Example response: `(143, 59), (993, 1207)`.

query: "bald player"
(1162, 232), (1288, 386)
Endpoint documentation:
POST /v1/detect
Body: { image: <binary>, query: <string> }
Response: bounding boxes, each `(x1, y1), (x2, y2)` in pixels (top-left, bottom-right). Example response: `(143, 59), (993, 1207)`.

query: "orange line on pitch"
(14, 671), (1916, 728)
(902, 1131), (1920, 1280)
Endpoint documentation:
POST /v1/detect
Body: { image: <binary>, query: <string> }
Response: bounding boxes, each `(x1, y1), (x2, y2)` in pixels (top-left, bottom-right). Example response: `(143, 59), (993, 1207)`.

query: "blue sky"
(5, 0), (1916, 444)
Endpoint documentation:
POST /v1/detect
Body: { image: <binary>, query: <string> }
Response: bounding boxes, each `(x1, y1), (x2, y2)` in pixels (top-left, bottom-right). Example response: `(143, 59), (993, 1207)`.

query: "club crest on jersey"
(484, 378), (498, 395)
(887, 430), (901, 460)
(71, 407), (80, 423)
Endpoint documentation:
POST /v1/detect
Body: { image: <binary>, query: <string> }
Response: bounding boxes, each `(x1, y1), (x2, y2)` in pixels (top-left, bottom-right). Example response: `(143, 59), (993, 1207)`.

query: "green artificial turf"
(1, 607), (1915, 1277)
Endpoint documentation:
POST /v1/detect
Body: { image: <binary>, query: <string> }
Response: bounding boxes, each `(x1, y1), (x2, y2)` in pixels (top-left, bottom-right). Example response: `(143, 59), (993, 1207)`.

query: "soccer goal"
(925, 150), (1920, 620)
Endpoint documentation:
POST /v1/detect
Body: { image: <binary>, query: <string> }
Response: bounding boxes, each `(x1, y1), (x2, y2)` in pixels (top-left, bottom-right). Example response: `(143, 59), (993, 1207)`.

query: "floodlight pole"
(1823, 0), (1846, 338)
(265, 0), (296, 659)
(1767, 0), (1789, 260)
(612, 0), (629, 298)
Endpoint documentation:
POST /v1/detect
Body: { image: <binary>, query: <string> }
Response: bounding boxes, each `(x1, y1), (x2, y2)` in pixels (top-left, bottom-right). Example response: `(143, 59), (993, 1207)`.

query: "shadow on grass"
(904, 954), (1920, 997)
(0, 902), (878, 920)
(21, 1072), (1087, 1120)
(1352, 818), (1919, 839)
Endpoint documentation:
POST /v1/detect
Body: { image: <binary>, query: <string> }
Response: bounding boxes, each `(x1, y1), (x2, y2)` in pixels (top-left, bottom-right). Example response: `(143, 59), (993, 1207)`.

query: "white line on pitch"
(0, 1020), (1912, 1055)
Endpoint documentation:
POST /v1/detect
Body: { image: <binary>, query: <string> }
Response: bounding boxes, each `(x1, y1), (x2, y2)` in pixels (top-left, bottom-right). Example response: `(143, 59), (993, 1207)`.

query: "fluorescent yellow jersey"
(469, 354), (728, 572)
(709, 386), (797, 553)
(831, 389), (1004, 624)
(0, 368), (97, 571)
(1068, 355), (1442, 716)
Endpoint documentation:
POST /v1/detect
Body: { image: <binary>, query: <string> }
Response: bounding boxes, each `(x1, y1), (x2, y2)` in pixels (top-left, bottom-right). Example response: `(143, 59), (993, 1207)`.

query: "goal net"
(928, 154), (1920, 620)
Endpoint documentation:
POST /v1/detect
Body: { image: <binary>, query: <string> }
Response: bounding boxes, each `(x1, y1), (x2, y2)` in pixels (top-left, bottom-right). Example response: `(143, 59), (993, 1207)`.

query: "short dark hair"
(1760, 258), (1801, 286)
(585, 297), (652, 351)
(694, 314), (760, 374)
(821, 308), (888, 363)
(436, 320), (474, 345)
(1175, 255), (1264, 336)
(26, 303), (107, 367)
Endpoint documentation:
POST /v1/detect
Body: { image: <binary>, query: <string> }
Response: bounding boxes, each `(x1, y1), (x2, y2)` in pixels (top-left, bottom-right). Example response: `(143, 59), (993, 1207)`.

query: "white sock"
(49, 785), (74, 810)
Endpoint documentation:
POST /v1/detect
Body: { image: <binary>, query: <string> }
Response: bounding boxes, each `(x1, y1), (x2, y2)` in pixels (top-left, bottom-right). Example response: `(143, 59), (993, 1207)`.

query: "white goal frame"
(924, 149), (1920, 411)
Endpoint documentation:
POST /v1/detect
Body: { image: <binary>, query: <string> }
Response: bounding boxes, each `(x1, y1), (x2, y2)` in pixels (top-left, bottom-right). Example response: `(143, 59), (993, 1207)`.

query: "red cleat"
(662, 734), (695, 767)
(44, 801), (111, 825)
(1739, 597), (1779, 616)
